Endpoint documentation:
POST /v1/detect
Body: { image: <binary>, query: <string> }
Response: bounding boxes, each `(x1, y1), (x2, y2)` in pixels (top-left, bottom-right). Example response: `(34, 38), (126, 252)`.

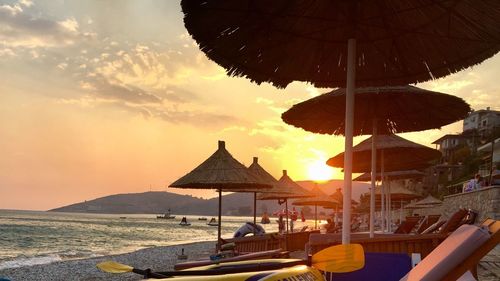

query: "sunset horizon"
(1, 1), (500, 211)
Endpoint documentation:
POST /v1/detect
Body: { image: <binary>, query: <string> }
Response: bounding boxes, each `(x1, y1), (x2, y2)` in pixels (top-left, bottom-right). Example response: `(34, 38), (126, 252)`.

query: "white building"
(463, 107), (500, 136)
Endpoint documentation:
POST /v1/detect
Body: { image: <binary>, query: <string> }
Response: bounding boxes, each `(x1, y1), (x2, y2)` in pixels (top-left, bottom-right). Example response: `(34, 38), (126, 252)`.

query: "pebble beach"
(0, 241), (215, 281)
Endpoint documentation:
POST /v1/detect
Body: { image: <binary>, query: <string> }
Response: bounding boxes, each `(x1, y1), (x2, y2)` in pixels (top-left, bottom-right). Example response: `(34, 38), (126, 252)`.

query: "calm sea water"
(0, 210), (293, 270)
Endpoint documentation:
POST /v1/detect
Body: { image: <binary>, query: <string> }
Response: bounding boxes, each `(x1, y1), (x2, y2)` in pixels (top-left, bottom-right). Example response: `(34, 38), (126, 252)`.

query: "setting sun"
(307, 160), (335, 181)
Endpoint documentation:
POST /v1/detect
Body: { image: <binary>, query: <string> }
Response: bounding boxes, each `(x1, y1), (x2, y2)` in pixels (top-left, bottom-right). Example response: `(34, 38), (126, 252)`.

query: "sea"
(0, 209), (290, 270)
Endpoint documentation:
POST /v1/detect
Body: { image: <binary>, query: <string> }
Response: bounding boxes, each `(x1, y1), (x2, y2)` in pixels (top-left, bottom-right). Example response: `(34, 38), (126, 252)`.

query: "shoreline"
(0, 241), (216, 281)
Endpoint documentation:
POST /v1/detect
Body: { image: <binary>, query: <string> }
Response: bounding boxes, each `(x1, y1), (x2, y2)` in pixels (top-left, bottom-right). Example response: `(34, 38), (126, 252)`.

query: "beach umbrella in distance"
(283, 86), (468, 236)
(223, 157), (279, 224)
(257, 170), (312, 231)
(327, 135), (441, 173)
(181, 0), (500, 244)
(329, 134), (440, 233)
(330, 188), (358, 206)
(375, 183), (421, 225)
(169, 141), (271, 250)
(293, 184), (340, 229)
(354, 170), (424, 182)
(415, 194), (443, 207)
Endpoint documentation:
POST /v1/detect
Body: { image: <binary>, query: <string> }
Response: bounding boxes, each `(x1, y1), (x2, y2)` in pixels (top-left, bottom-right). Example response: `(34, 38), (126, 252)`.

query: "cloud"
(0, 1), (88, 49)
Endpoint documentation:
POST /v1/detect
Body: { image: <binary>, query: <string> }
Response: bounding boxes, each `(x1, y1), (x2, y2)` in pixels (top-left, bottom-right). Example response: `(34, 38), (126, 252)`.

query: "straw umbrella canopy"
(257, 170), (311, 201)
(354, 170), (424, 182)
(181, 1), (500, 89)
(282, 86), (470, 136)
(283, 86), (466, 236)
(181, 0), (500, 244)
(329, 133), (438, 234)
(327, 134), (441, 172)
(415, 194), (443, 207)
(224, 157), (279, 224)
(169, 141), (271, 250)
(293, 185), (340, 229)
(257, 170), (311, 229)
(257, 170), (312, 246)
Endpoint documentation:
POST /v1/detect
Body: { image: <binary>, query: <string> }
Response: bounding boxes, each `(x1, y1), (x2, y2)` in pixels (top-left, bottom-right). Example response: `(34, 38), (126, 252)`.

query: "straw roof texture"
(181, 0), (500, 88)
(354, 170), (424, 181)
(257, 170), (311, 200)
(327, 134), (441, 172)
(374, 185), (421, 201)
(415, 194), (443, 206)
(282, 86), (470, 136)
(224, 157), (278, 193)
(404, 201), (431, 210)
(292, 185), (340, 207)
(169, 141), (271, 190)
(330, 188), (359, 206)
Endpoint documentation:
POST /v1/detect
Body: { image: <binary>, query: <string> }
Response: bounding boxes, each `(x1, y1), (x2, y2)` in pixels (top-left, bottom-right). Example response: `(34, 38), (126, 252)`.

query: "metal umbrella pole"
(370, 119), (377, 237)
(341, 38), (356, 244)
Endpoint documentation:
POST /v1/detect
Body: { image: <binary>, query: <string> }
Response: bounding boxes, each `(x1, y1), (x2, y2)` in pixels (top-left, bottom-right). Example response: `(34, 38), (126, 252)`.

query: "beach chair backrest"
(400, 223), (491, 281)
(394, 216), (422, 234)
(416, 215), (441, 234)
(462, 209), (479, 225)
(438, 208), (468, 234)
(421, 220), (446, 234)
(442, 219), (500, 281)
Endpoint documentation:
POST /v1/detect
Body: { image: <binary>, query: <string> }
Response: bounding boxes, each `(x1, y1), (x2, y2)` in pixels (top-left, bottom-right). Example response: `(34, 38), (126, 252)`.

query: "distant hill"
(50, 180), (369, 215)
(50, 191), (282, 216)
(50, 192), (206, 214)
(296, 180), (370, 202)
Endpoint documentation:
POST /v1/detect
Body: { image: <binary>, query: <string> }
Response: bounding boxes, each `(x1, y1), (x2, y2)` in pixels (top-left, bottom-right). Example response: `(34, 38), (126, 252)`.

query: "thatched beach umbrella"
(169, 141), (271, 250)
(293, 184), (340, 229)
(354, 170), (424, 182)
(224, 157), (279, 224)
(328, 135), (441, 173)
(282, 86), (470, 136)
(415, 194), (443, 207)
(258, 170), (311, 232)
(283, 86), (468, 236)
(329, 134), (439, 232)
(181, 0), (500, 244)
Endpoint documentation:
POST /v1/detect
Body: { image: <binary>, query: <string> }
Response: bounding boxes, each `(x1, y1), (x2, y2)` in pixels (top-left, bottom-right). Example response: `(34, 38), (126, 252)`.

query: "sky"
(1, 0), (499, 211)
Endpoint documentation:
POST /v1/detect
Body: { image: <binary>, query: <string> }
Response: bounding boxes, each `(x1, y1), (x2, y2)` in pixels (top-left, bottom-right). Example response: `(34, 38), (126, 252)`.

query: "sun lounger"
(394, 216), (422, 234)
(416, 215), (441, 234)
(421, 220), (446, 234)
(421, 208), (468, 235)
(462, 209), (478, 225)
(173, 249), (289, 270)
(400, 219), (499, 281)
(437, 208), (469, 234)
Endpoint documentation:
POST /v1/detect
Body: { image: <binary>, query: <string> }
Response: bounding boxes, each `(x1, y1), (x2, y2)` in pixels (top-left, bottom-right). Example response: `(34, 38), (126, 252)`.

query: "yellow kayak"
(149, 259), (323, 281)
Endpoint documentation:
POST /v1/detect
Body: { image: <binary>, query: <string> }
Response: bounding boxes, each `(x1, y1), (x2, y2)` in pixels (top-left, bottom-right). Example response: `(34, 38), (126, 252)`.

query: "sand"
(0, 241), (216, 281)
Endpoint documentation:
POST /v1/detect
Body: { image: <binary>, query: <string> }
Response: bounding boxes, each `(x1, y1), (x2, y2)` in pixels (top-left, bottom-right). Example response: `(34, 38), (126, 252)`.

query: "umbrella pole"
(217, 189), (222, 252)
(315, 204), (318, 229)
(253, 192), (257, 224)
(341, 38), (356, 245)
(387, 180), (392, 232)
(400, 200), (403, 225)
(285, 199), (289, 251)
(370, 119), (377, 238)
(381, 150), (385, 233)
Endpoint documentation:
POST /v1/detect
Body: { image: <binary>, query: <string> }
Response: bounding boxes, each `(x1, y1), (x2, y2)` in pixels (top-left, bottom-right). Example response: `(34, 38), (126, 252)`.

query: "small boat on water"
(157, 209), (176, 219)
(207, 217), (219, 226)
(179, 216), (191, 226)
(198, 217), (208, 221)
